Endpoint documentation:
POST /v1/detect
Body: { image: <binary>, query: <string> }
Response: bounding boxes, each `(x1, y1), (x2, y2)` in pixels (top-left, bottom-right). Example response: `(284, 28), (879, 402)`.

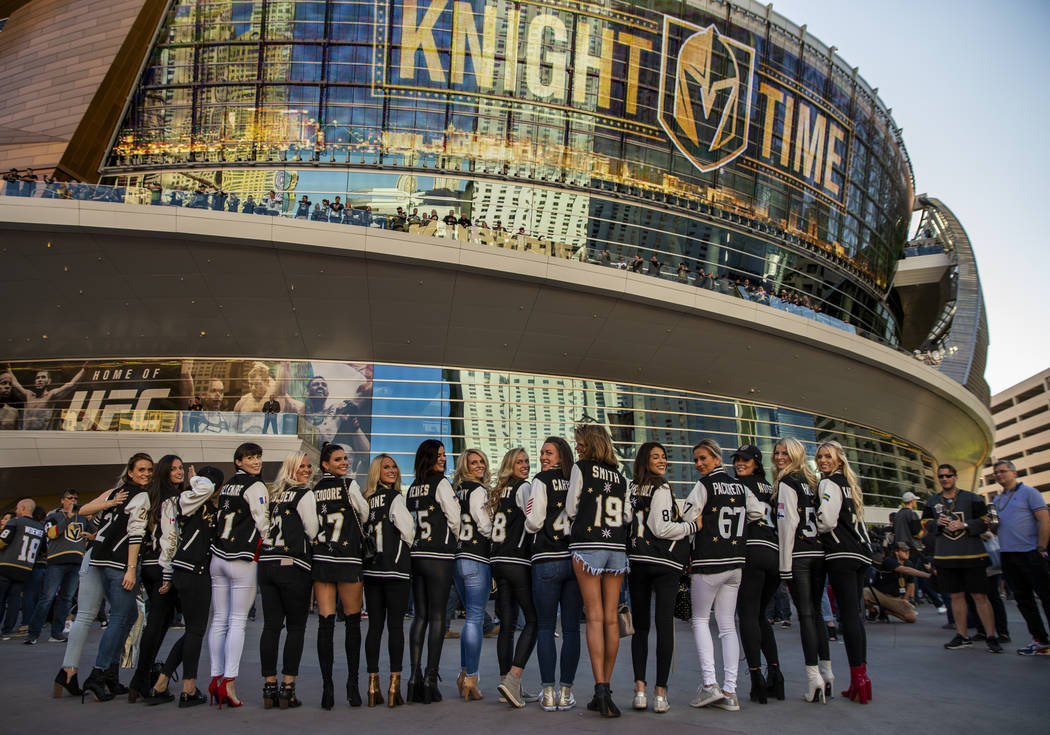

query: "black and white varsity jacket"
(776, 471), (824, 578)
(816, 472), (872, 567)
(684, 467), (763, 574)
(525, 468), (572, 563)
(363, 485), (415, 580)
(90, 482), (150, 571)
(455, 480), (492, 564)
(311, 473), (368, 567)
(210, 471), (269, 562)
(405, 473), (460, 561)
(160, 475), (219, 580)
(628, 479), (696, 572)
(566, 460), (630, 553)
(260, 484), (319, 571)
(490, 478), (532, 566)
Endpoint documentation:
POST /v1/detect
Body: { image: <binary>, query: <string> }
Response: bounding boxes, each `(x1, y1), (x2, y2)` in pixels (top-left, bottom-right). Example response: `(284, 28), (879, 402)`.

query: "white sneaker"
(632, 690), (647, 710)
(690, 684), (724, 708)
(712, 692), (740, 711)
(936, 605), (947, 614)
(62, 620), (72, 634)
(653, 694), (670, 713)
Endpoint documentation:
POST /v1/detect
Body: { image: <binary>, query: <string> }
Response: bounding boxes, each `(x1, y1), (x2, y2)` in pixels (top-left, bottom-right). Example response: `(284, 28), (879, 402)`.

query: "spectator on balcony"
(676, 262), (689, 283)
(242, 195), (256, 214)
(330, 197), (345, 222)
(211, 190), (227, 211)
(187, 186), (209, 209)
(262, 396), (281, 435)
(226, 192), (239, 212)
(493, 219), (505, 234)
(648, 254), (662, 276)
(391, 207), (408, 231)
(262, 190), (281, 215)
(362, 205), (374, 227)
(3, 169), (19, 196)
(598, 249), (612, 266)
(311, 203), (327, 221)
(694, 267), (710, 289)
(188, 396), (203, 412)
(429, 208), (439, 222)
(754, 287), (769, 304)
(476, 218), (489, 229)
(629, 254), (644, 273)
(19, 170), (38, 197)
(295, 196), (312, 219)
(407, 207), (421, 227)
(443, 209), (458, 227)
(458, 212), (472, 229)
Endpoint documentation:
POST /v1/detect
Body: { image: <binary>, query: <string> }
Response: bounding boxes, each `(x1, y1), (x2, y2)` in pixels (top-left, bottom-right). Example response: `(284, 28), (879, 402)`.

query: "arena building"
(0, 0), (992, 513)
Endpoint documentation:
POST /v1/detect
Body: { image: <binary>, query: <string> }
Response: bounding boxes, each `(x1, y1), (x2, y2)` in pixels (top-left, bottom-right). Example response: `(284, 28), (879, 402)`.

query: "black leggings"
(827, 562), (868, 667)
(737, 548), (781, 670)
(171, 570), (210, 680)
(788, 556), (830, 666)
(258, 562), (312, 677)
(627, 563), (678, 688)
(492, 562), (538, 674)
(134, 565), (183, 690)
(364, 577), (410, 673)
(410, 558), (454, 676)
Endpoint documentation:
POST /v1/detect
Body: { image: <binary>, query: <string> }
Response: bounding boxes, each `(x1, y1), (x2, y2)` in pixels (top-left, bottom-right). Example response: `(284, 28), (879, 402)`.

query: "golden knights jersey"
(43, 510), (90, 564)
(569, 460), (629, 553)
(455, 481), (490, 564)
(490, 478), (531, 567)
(819, 473), (872, 567)
(312, 474), (363, 567)
(260, 485), (312, 571)
(740, 475), (778, 554)
(0, 516), (45, 580)
(211, 472), (265, 561)
(629, 481), (692, 572)
(407, 473), (455, 560)
(91, 483), (149, 571)
(364, 486), (411, 580)
(690, 468), (748, 573)
(530, 469), (571, 563)
(779, 472), (823, 560)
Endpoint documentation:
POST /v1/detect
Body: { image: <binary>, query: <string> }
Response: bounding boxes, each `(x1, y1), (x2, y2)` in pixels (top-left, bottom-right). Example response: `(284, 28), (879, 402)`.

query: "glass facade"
(1, 357), (935, 506)
(103, 0), (914, 345)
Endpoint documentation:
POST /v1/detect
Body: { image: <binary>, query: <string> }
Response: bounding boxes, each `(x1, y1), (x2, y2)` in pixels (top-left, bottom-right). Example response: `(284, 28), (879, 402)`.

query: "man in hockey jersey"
(0, 499), (45, 637)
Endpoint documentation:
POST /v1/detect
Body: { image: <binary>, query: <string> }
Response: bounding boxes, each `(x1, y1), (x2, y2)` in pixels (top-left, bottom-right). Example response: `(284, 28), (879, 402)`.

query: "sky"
(770, 0), (1050, 395)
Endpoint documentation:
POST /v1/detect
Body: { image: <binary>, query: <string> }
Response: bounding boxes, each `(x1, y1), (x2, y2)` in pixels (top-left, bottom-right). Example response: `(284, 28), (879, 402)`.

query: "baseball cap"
(732, 445), (762, 463)
(895, 541), (911, 552)
(901, 491), (919, 502)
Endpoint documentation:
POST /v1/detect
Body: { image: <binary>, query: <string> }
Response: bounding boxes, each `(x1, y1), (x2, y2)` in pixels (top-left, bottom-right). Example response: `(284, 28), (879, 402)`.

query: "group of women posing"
(49, 427), (873, 717)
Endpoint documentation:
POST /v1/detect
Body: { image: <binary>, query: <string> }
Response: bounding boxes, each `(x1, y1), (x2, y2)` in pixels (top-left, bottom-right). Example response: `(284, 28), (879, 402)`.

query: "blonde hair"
(692, 438), (724, 466)
(574, 424), (618, 467)
(453, 448), (491, 489)
(773, 437), (818, 493)
(365, 454), (401, 499)
(817, 440), (865, 521)
(490, 448), (526, 515)
(270, 451), (312, 499)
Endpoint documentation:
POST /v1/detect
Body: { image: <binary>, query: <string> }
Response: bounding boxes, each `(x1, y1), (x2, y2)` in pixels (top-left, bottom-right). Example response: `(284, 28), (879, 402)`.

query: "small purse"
(673, 574), (692, 621)
(617, 603), (635, 637)
(344, 479), (377, 563)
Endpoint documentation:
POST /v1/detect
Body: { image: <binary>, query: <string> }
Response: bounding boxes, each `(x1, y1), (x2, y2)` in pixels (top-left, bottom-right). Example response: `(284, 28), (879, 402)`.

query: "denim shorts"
(573, 548), (628, 575)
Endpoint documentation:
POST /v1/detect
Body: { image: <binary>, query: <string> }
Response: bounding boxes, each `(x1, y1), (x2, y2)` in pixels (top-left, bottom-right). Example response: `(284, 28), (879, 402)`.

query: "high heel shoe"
(321, 679), (334, 710)
(803, 665), (826, 704)
(406, 668), (424, 703)
(80, 668), (114, 703)
(208, 675), (222, 705)
(387, 673), (403, 708)
(749, 668), (767, 704)
(456, 669), (466, 698)
(462, 674), (483, 701)
(128, 686), (144, 704)
(367, 673), (384, 707)
(263, 681), (279, 710)
(596, 683), (621, 718)
(103, 664), (128, 697)
(179, 689), (207, 708)
(841, 664), (872, 704)
(54, 668), (82, 698)
(423, 670), (442, 704)
(347, 674), (361, 707)
(278, 681), (301, 709)
(216, 677), (242, 709)
(765, 665), (785, 701)
(819, 659), (834, 700)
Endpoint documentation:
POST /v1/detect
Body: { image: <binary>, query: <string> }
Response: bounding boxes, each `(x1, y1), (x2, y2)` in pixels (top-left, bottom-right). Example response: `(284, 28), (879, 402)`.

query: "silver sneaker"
(540, 685), (557, 711)
(712, 692), (740, 711)
(690, 684), (724, 708)
(497, 672), (526, 708)
(632, 690), (647, 710)
(653, 694), (670, 713)
(556, 685), (576, 710)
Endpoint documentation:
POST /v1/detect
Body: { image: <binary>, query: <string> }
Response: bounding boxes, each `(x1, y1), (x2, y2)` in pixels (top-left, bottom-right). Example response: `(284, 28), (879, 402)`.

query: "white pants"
(207, 557), (257, 678)
(690, 569), (742, 692)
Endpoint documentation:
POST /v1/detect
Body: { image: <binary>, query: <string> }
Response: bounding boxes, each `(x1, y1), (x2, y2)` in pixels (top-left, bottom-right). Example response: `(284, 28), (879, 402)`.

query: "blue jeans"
(28, 563), (80, 639)
(22, 566), (46, 624)
(532, 558), (583, 687)
(63, 560), (139, 671)
(454, 559), (491, 677)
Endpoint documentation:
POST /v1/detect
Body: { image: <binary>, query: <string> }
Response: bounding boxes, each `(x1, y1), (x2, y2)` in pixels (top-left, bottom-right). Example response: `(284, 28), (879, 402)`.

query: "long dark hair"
(413, 439), (444, 484)
(148, 454), (186, 534)
(542, 436), (573, 481)
(634, 441), (667, 487)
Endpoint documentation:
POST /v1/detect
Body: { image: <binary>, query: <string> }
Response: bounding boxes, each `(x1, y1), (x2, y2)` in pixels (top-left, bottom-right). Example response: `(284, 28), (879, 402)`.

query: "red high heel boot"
(208, 676), (222, 705)
(841, 665), (870, 704)
(216, 677), (243, 709)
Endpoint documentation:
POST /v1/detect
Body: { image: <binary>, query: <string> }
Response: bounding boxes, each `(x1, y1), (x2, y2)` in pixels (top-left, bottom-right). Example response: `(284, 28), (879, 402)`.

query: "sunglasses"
(937, 474), (955, 479)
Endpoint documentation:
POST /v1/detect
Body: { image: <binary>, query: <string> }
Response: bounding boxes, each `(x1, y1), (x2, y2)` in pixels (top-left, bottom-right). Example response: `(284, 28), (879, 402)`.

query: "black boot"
(749, 668), (768, 704)
(765, 664), (785, 701)
(321, 680), (334, 710)
(423, 669), (442, 704)
(54, 668), (82, 698)
(81, 668), (114, 703)
(587, 683), (601, 711)
(263, 681), (279, 710)
(318, 614), (335, 708)
(345, 613), (362, 706)
(279, 681), (302, 709)
(103, 663), (127, 697)
(406, 668), (425, 703)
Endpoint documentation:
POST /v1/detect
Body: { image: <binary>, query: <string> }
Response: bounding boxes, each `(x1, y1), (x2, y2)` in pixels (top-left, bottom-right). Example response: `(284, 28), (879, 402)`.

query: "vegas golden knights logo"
(658, 17), (755, 173)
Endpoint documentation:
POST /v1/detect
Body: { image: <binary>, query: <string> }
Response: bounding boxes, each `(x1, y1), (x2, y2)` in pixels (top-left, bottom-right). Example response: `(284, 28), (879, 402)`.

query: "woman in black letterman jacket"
(815, 440), (873, 704)
(152, 466), (225, 707)
(525, 436), (581, 712)
(773, 436), (831, 703)
(627, 442), (696, 714)
(58, 452), (153, 702)
(208, 442), (270, 708)
(732, 445), (784, 704)
(490, 447), (537, 708)
(567, 423), (630, 718)
(452, 448), (493, 702)
(405, 439), (460, 703)
(311, 443), (369, 709)
(258, 451), (319, 709)
(131, 454), (188, 703)
(362, 454), (415, 707)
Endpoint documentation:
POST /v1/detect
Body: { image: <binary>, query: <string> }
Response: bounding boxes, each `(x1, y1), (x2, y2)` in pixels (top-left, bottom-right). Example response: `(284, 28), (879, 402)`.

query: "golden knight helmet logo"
(658, 18), (755, 173)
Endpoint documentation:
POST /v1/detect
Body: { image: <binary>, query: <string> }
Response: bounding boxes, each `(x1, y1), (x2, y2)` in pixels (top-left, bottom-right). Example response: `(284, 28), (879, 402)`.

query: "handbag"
(617, 603), (635, 637)
(345, 479), (377, 563)
(673, 574), (692, 621)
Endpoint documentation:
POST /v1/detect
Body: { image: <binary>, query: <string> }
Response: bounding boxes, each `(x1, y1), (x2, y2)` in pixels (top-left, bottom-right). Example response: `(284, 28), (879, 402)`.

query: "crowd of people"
(1, 431), (1048, 718)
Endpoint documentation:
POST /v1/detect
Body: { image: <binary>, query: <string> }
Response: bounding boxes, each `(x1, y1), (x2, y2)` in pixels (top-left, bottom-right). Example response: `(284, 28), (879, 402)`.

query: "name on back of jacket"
(314, 487), (345, 502)
(271, 490), (300, 504)
(220, 484), (245, 497)
(407, 484), (430, 499)
(591, 465), (621, 483)
(709, 481), (746, 496)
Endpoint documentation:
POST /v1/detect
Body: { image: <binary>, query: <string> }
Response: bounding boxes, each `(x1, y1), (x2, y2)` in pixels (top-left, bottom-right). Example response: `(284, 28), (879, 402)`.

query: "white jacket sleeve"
(390, 493), (416, 545)
(647, 483), (698, 540)
(470, 487), (492, 538)
(566, 464), (584, 521)
(515, 481), (531, 513)
(245, 479), (270, 540)
(348, 480), (369, 524)
(525, 476), (548, 533)
(125, 490), (150, 546)
(179, 475), (216, 516)
(435, 478), (461, 536)
(157, 497), (178, 580)
(744, 488), (767, 521)
(681, 481), (705, 524)
(777, 482), (800, 578)
(816, 478), (842, 534)
(298, 490), (320, 541)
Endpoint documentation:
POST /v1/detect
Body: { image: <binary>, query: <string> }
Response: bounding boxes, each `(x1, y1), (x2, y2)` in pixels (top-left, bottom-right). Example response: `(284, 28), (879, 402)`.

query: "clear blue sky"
(771, 0), (1050, 395)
